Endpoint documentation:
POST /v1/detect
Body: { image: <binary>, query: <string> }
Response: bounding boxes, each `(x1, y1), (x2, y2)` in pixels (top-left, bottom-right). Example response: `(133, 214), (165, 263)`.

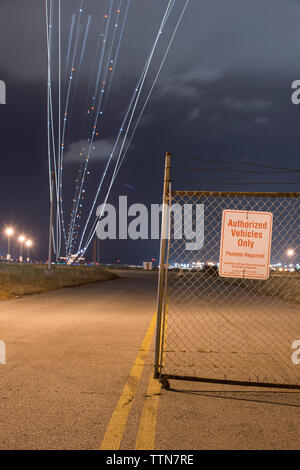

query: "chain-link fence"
(155, 155), (300, 388)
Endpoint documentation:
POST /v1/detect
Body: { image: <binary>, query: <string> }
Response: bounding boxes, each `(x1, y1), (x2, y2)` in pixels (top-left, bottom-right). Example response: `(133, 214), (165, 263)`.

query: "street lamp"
(25, 240), (32, 262)
(287, 249), (295, 257)
(18, 235), (25, 263)
(5, 227), (14, 261)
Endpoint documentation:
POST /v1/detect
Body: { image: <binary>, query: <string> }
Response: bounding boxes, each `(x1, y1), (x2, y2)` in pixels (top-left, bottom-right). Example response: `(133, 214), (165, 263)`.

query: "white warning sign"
(219, 210), (273, 280)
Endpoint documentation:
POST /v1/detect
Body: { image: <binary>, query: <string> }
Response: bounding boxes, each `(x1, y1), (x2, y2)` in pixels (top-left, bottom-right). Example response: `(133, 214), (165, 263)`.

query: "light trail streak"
(68, 0), (120, 256)
(65, 14), (76, 83)
(46, 0), (189, 262)
(115, 0), (191, 177)
(79, 0), (179, 255)
(46, 0), (58, 255)
(58, 0), (85, 256)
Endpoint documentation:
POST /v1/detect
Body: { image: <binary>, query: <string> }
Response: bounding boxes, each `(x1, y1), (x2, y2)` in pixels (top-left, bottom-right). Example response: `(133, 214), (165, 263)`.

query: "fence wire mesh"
(159, 190), (300, 387)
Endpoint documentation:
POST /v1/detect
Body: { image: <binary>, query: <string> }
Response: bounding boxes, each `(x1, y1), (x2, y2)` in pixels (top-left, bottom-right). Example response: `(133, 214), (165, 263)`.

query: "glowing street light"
(18, 235), (25, 263)
(25, 240), (33, 262)
(5, 227), (14, 261)
(287, 249), (295, 257)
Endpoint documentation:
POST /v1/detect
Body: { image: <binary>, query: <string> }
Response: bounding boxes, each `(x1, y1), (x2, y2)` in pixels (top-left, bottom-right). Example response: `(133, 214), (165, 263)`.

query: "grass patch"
(226, 273), (300, 304)
(0, 263), (117, 300)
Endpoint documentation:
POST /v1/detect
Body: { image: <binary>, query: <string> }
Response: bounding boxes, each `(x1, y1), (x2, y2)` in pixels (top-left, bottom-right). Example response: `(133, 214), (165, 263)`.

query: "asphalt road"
(0, 270), (157, 449)
(0, 270), (299, 450)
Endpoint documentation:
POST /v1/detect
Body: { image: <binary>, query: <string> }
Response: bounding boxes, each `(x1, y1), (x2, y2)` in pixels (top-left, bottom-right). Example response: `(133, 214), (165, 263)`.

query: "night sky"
(0, 0), (300, 264)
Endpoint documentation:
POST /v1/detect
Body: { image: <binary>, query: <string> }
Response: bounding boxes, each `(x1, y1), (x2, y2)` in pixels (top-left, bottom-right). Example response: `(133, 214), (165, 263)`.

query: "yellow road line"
(134, 302), (168, 450)
(100, 312), (157, 450)
(135, 371), (162, 450)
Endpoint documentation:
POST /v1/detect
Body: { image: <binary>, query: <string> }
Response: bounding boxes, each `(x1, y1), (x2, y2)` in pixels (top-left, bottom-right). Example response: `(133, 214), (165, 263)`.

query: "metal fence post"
(154, 152), (171, 379)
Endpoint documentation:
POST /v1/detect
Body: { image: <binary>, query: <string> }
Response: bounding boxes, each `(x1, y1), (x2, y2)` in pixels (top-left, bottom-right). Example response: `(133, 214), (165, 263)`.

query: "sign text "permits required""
(219, 210), (273, 280)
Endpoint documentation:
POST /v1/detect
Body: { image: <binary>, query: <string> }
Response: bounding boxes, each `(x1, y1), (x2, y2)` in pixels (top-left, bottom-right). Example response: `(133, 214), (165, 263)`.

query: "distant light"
(287, 249), (295, 257)
(26, 240), (32, 248)
(19, 235), (25, 243)
(5, 227), (14, 236)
